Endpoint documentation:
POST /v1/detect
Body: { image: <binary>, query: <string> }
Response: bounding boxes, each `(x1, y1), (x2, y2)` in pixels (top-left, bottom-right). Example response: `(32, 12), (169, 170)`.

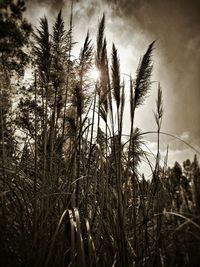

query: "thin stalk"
(33, 70), (38, 239)
(86, 84), (97, 211)
(61, 0), (73, 152)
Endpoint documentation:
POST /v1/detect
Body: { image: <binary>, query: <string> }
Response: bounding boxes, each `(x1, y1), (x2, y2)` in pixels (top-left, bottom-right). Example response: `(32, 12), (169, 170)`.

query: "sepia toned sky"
(25, 0), (200, 170)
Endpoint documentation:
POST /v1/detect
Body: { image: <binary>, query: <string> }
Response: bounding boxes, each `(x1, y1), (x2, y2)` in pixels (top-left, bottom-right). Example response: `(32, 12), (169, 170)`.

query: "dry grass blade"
(161, 211), (200, 231)
(111, 44), (121, 109)
(45, 210), (68, 267)
(74, 208), (86, 267)
(34, 17), (52, 78)
(68, 209), (75, 267)
(134, 41), (155, 108)
(96, 14), (105, 68)
(154, 83), (164, 130)
(80, 32), (93, 72)
(85, 218), (96, 266)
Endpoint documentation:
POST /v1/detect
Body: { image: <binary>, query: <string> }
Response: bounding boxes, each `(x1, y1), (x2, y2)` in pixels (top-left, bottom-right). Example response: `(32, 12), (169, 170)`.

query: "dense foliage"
(0, 2), (200, 267)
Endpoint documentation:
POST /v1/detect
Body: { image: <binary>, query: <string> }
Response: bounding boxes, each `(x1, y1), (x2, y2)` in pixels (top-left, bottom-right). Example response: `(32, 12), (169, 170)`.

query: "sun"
(90, 68), (100, 81)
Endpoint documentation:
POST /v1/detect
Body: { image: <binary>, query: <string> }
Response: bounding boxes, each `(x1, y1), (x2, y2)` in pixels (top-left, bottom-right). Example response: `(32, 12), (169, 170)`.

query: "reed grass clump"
(0, 6), (200, 267)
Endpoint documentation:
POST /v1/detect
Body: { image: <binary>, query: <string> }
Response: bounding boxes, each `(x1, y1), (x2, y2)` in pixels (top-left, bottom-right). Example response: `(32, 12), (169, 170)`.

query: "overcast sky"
(25, 0), (200, 170)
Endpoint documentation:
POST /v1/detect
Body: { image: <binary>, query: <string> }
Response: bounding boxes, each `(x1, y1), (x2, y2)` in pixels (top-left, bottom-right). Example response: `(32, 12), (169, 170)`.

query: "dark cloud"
(26, 0), (67, 10)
